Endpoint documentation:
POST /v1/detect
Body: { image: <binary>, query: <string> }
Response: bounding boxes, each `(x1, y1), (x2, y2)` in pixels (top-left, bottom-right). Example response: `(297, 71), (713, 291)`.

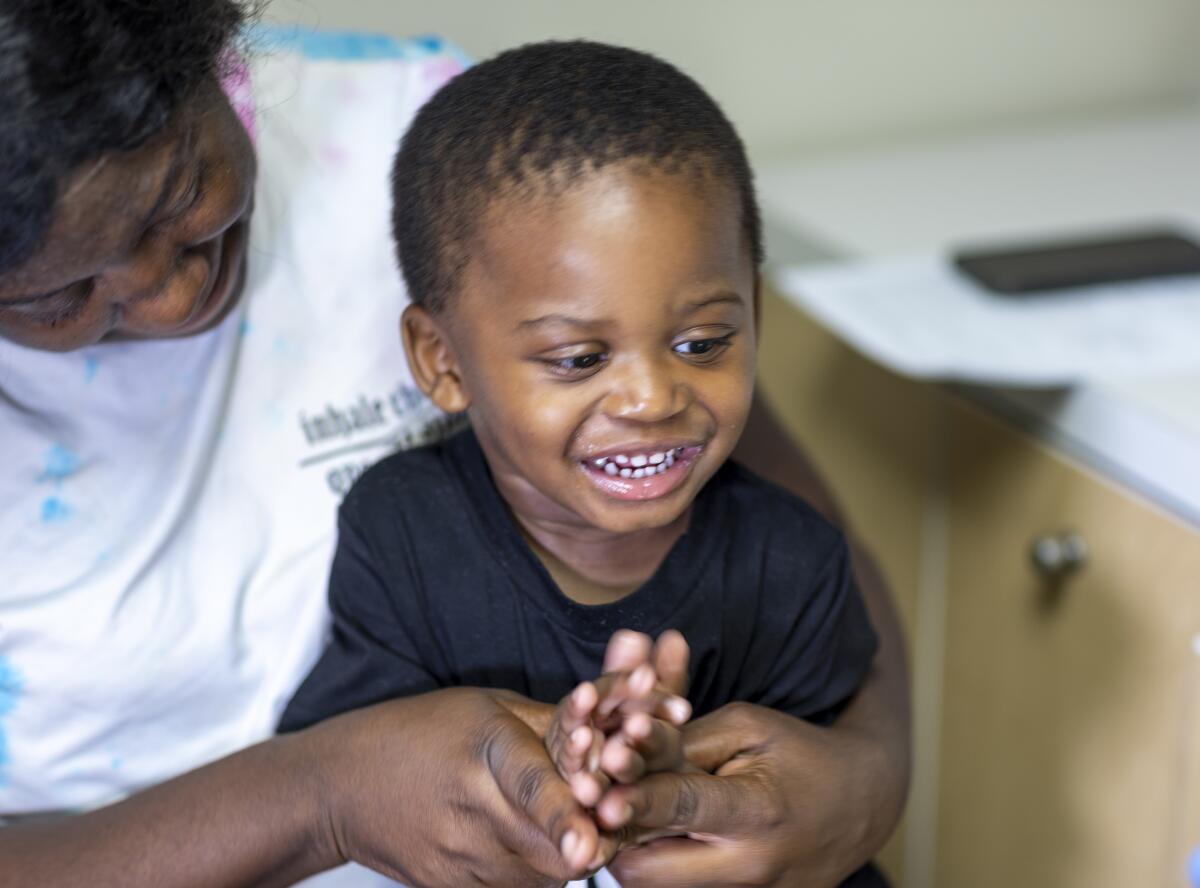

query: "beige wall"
(264, 0), (1200, 160)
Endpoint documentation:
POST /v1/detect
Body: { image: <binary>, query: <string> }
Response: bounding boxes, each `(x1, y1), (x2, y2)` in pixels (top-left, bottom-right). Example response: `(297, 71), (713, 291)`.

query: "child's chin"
(583, 497), (690, 535)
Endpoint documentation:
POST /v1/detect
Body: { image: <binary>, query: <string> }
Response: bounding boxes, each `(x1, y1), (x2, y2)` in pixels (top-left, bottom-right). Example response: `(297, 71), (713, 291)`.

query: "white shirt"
(0, 33), (463, 818)
(0, 32), (618, 888)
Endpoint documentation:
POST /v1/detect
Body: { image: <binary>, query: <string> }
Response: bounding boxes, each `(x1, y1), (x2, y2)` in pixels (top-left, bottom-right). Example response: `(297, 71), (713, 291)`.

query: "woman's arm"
(1, 729), (332, 888)
(734, 391), (911, 814)
(727, 393), (912, 859)
(0, 688), (588, 888)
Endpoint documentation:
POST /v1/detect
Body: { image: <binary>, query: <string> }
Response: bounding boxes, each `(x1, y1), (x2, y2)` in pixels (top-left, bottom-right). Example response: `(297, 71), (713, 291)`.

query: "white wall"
(264, 0), (1200, 160)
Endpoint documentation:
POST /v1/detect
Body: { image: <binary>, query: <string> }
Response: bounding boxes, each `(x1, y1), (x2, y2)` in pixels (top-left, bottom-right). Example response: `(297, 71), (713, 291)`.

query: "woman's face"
(0, 80), (256, 351)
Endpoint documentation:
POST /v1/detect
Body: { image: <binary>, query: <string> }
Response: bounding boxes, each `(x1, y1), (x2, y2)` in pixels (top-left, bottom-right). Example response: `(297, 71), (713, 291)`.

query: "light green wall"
(264, 0), (1200, 159)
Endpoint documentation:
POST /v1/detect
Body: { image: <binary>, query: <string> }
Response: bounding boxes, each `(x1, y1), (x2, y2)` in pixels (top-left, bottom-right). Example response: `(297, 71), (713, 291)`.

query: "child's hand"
(592, 667), (691, 786)
(545, 634), (692, 809)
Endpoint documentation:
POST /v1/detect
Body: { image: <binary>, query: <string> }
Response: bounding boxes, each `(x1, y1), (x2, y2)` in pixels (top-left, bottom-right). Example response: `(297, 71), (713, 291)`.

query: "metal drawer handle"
(1030, 531), (1088, 580)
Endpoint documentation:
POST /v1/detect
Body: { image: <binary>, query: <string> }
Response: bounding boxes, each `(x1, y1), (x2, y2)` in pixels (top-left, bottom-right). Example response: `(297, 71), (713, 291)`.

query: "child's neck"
(514, 510), (692, 606)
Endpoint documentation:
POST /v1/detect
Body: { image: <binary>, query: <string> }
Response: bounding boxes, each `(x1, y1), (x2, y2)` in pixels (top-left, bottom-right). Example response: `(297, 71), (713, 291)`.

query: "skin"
(405, 162), (910, 884)
(0, 80), (254, 350)
(545, 633), (693, 820)
(598, 404), (914, 887)
(0, 79), (910, 886)
(402, 165), (757, 604)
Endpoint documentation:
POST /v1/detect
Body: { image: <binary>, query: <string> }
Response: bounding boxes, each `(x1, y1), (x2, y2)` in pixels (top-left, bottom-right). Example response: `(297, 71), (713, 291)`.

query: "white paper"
(773, 256), (1200, 386)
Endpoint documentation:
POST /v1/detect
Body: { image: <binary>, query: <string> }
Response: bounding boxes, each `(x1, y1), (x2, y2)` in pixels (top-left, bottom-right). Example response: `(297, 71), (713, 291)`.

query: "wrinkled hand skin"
(601, 703), (887, 888)
(310, 687), (595, 888)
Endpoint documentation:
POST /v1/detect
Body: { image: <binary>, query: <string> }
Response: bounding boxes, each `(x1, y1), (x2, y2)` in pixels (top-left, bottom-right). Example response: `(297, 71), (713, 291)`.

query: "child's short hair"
(391, 40), (762, 314)
(0, 0), (252, 274)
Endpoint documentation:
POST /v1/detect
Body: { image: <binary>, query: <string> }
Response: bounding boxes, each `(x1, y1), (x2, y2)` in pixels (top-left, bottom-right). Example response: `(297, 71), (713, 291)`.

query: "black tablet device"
(954, 229), (1200, 294)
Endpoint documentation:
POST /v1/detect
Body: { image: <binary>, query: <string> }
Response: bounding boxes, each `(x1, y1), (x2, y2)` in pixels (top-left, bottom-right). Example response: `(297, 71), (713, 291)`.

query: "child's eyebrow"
(682, 292), (744, 312)
(516, 292), (745, 330)
(516, 313), (610, 330)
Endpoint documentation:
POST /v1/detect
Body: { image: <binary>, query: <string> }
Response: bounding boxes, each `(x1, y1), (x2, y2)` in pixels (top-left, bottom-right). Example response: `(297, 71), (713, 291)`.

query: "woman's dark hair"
(392, 40), (762, 314)
(0, 0), (253, 274)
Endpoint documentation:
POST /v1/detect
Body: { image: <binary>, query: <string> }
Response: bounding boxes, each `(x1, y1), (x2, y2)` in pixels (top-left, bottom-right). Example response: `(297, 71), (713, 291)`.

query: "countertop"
(757, 104), (1200, 527)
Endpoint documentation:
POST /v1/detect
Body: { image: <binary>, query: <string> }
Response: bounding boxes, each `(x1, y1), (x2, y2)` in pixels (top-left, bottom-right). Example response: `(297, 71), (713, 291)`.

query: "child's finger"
(569, 764), (611, 808)
(652, 629), (691, 697)
(599, 731), (648, 784)
(656, 693), (692, 726)
(545, 683), (602, 782)
(625, 713), (686, 774)
(564, 724), (593, 771)
(561, 681), (599, 733)
(596, 663), (655, 719)
(567, 719), (611, 807)
(591, 668), (690, 732)
(545, 721), (586, 780)
(602, 629), (653, 674)
(599, 714), (684, 783)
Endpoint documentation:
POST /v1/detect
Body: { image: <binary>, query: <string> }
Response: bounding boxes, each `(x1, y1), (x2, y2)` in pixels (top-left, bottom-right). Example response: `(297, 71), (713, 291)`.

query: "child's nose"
(601, 354), (690, 422)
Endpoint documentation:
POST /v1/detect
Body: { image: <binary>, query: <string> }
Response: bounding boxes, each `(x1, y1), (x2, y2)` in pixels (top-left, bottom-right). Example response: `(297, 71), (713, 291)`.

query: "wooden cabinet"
(756, 289), (939, 883)
(756, 288), (1200, 888)
(937, 403), (1200, 888)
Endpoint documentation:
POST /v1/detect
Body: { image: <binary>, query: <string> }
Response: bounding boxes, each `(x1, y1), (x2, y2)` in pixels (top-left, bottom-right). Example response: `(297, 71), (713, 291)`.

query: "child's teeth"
(593, 447), (691, 480)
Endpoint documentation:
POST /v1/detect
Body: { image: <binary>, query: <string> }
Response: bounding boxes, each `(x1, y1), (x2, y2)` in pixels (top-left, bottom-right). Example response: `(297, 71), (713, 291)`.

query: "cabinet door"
(757, 288), (942, 882)
(938, 402), (1200, 888)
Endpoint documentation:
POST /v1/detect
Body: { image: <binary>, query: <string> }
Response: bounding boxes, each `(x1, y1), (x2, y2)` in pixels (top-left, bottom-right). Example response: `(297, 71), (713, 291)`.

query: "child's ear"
(401, 304), (470, 413)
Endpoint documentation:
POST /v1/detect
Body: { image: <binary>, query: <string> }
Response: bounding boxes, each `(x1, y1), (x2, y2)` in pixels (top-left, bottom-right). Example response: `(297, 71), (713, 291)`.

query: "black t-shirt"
(281, 428), (877, 729)
(281, 428), (886, 887)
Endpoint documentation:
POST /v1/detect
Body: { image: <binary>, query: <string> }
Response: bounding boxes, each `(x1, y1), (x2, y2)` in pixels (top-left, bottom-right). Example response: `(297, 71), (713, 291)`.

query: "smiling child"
(280, 40), (881, 884)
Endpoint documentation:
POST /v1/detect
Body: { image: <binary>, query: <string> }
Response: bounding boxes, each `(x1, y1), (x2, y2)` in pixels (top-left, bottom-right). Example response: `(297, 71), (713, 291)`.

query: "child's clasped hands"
(545, 628), (696, 875)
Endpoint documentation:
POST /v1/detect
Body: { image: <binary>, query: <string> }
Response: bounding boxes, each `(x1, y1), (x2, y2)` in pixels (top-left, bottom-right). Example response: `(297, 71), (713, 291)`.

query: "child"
(281, 40), (880, 884)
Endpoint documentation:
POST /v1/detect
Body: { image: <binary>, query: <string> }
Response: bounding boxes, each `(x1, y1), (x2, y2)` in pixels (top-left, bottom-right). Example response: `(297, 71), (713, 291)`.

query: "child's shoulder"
(340, 427), (473, 520)
(714, 460), (847, 560)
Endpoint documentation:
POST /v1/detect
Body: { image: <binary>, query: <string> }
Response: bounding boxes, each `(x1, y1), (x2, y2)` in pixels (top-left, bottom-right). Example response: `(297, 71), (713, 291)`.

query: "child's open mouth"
(579, 445), (703, 501)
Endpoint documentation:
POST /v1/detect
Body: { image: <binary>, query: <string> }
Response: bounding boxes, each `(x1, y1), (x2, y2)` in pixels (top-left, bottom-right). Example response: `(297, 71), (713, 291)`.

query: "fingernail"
(620, 802), (634, 823)
(561, 830), (578, 861)
(628, 712), (651, 738)
(667, 696), (692, 724)
(632, 664), (654, 693)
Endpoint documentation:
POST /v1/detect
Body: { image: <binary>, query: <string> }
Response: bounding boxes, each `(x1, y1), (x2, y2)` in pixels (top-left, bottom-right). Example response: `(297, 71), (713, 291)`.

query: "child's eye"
(673, 335), (733, 362)
(543, 351), (608, 379)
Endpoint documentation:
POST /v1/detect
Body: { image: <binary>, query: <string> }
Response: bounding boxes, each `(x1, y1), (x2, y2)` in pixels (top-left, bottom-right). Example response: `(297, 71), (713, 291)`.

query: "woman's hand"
(309, 686), (604, 885)
(598, 702), (895, 888)
(0, 687), (592, 888)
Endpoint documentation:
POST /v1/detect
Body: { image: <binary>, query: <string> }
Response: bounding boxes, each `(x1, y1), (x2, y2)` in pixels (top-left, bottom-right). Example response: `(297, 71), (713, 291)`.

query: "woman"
(0, 2), (909, 885)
